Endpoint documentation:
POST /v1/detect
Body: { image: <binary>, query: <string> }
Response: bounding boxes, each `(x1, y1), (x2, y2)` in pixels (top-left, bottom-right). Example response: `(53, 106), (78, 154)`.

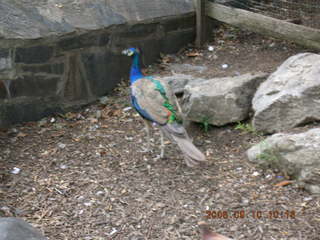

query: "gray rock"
(169, 64), (208, 75)
(0, 217), (47, 240)
(99, 96), (109, 105)
(252, 53), (320, 133)
(182, 72), (268, 126)
(159, 74), (206, 94)
(161, 65), (208, 94)
(247, 128), (320, 194)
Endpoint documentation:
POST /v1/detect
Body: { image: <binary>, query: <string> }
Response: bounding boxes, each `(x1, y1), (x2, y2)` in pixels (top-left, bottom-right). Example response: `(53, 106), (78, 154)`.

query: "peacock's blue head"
(122, 47), (140, 57)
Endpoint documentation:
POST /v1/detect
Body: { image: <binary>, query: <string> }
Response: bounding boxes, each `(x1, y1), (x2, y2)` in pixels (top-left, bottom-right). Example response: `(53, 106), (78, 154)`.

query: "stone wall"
(0, 0), (195, 127)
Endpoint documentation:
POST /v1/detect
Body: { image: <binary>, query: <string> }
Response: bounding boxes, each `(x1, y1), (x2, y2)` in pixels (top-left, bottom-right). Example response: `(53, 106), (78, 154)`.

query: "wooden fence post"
(195, 0), (207, 48)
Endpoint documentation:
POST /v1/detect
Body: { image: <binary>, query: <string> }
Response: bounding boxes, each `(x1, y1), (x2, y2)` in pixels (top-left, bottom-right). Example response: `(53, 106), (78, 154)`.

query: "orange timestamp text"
(205, 210), (296, 220)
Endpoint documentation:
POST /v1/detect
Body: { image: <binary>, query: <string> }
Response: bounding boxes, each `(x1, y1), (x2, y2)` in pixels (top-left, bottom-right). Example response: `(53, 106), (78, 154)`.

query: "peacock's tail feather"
(160, 122), (206, 167)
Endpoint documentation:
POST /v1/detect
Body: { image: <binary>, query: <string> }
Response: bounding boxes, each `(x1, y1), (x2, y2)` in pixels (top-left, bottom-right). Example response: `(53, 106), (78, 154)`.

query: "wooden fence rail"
(195, 0), (320, 50)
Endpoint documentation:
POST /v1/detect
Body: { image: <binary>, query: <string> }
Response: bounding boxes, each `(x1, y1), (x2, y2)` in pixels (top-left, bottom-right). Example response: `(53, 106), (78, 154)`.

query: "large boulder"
(182, 72), (267, 126)
(252, 53), (320, 133)
(247, 128), (320, 194)
(0, 218), (47, 240)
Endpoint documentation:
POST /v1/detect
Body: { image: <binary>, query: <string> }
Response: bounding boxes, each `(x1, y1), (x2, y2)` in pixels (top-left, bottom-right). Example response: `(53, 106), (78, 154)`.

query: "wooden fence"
(195, 0), (320, 50)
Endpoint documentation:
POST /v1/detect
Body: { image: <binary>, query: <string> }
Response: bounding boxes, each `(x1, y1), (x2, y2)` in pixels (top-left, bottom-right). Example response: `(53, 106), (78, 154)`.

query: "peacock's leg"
(143, 118), (152, 151)
(174, 97), (190, 134)
(174, 97), (183, 116)
(160, 130), (165, 158)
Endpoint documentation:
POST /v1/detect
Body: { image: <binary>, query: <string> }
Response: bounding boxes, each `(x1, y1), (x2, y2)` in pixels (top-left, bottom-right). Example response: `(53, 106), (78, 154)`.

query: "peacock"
(122, 47), (206, 167)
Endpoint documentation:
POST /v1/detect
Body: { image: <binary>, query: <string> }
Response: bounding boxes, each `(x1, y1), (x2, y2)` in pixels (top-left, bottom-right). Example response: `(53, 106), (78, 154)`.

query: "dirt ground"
(1, 26), (320, 240)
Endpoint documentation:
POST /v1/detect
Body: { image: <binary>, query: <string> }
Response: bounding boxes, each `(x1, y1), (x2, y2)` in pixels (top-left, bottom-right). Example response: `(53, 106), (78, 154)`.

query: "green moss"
(201, 116), (211, 133)
(235, 122), (260, 135)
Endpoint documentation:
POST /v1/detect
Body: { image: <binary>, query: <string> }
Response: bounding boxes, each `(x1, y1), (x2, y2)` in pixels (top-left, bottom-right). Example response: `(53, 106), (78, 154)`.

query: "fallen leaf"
(161, 54), (172, 64)
(141, 69), (149, 75)
(40, 150), (50, 156)
(274, 180), (294, 187)
(51, 132), (65, 138)
(63, 112), (78, 120)
(100, 151), (107, 156)
(17, 132), (27, 137)
(89, 118), (98, 123)
(186, 52), (201, 57)
(104, 109), (122, 117)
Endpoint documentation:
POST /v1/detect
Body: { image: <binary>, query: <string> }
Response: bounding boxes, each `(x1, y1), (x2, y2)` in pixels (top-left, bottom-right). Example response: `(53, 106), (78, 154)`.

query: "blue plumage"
(131, 95), (156, 123)
(127, 47), (144, 83)
(122, 48), (158, 123)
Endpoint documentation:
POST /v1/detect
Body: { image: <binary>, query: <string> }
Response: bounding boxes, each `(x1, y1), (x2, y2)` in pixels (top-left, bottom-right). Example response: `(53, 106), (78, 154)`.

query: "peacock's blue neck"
(129, 53), (144, 84)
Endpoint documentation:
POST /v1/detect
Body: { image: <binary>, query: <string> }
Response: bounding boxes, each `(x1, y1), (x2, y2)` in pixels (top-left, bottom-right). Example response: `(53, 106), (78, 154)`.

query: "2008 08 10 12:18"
(205, 210), (296, 219)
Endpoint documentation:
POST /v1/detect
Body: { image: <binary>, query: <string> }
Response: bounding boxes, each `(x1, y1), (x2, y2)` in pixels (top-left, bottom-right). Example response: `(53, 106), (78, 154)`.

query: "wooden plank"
(195, 0), (207, 48)
(207, 2), (320, 50)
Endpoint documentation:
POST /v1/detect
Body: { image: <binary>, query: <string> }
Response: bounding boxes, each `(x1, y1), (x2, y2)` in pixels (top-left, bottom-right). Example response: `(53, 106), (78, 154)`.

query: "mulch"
(1, 26), (319, 240)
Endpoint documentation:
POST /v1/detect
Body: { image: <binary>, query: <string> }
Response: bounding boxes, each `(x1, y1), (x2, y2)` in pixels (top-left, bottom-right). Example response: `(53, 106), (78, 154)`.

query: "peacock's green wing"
(131, 77), (180, 125)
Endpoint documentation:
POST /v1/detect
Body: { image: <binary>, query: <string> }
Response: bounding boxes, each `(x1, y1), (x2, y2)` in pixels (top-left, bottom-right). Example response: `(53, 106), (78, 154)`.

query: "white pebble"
(252, 171), (260, 176)
(60, 164), (67, 169)
(222, 64), (229, 69)
(58, 143), (66, 149)
(96, 191), (105, 196)
(208, 46), (215, 51)
(303, 197), (313, 201)
(11, 167), (21, 174)
(84, 202), (92, 207)
(123, 107), (132, 112)
(108, 228), (118, 236)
